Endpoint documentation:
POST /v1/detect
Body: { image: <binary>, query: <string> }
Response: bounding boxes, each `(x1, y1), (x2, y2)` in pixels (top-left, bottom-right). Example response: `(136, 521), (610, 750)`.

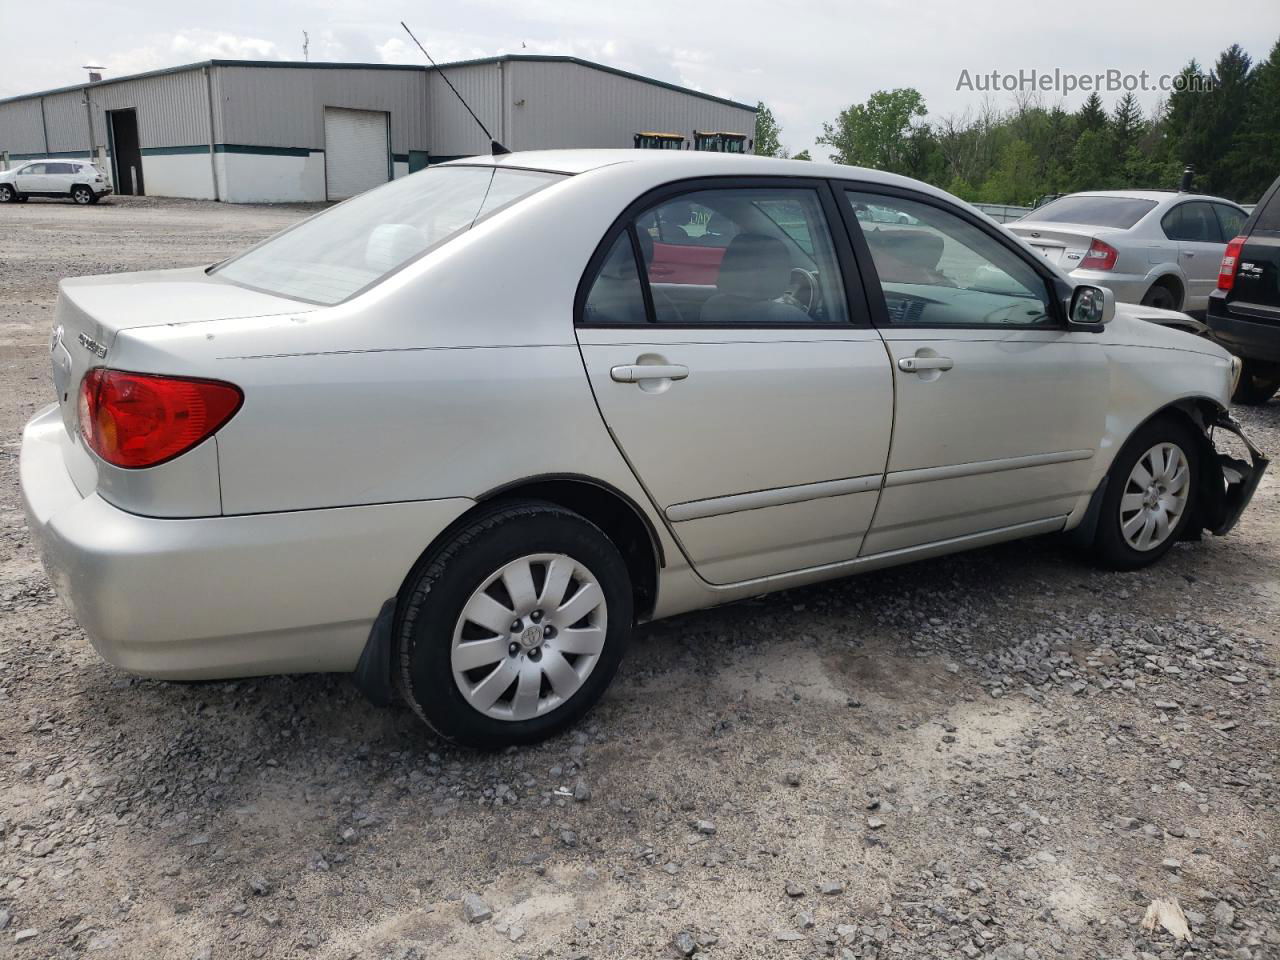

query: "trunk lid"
(1007, 222), (1117, 268)
(50, 266), (312, 442)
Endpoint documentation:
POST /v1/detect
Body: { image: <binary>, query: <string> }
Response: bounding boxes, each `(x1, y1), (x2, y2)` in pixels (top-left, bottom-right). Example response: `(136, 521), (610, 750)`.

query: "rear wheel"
(0, 185), (14, 203)
(1141, 281), (1179, 311)
(71, 185), (93, 205)
(1233, 359), (1280, 405)
(1091, 417), (1199, 570)
(395, 501), (632, 748)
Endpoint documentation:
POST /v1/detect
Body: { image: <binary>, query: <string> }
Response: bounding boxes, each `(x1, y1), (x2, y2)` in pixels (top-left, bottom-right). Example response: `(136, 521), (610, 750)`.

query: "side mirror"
(1068, 284), (1114, 332)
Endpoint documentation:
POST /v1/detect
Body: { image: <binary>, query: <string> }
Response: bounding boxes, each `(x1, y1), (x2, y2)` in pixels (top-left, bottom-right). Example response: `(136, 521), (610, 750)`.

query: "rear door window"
(1213, 204), (1247, 240)
(1163, 202), (1222, 242)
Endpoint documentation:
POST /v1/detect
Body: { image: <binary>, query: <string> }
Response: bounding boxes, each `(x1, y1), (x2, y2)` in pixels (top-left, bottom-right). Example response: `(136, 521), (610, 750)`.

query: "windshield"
(1028, 195), (1157, 229)
(215, 166), (564, 305)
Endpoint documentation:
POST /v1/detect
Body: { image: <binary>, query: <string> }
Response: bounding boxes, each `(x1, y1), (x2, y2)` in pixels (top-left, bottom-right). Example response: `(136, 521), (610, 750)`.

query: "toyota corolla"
(20, 151), (1267, 747)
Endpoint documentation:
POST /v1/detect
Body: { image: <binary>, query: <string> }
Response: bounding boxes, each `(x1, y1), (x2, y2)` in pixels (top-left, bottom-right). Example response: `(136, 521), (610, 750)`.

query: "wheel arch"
(1105, 395), (1232, 543)
(1145, 271), (1185, 308)
(474, 474), (663, 621)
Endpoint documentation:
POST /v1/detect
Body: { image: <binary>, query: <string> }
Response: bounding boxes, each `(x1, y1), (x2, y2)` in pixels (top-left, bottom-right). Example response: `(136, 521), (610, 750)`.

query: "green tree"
(792, 149), (812, 161)
(1228, 38), (1280, 200)
(1067, 127), (1114, 192)
(1075, 92), (1108, 135)
(1110, 93), (1145, 161)
(978, 139), (1039, 204)
(753, 102), (787, 158)
(817, 88), (927, 172)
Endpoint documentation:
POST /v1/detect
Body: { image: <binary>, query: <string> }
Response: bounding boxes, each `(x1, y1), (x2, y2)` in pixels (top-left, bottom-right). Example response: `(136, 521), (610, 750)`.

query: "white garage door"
(324, 107), (390, 201)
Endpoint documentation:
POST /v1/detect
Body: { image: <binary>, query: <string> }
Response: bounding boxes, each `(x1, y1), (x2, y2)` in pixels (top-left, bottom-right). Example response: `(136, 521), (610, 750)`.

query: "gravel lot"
(1, 196), (1277, 960)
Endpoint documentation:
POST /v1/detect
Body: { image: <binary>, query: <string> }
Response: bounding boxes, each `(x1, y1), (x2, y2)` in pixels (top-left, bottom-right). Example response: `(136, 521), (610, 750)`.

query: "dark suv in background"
(1210, 174), (1280, 404)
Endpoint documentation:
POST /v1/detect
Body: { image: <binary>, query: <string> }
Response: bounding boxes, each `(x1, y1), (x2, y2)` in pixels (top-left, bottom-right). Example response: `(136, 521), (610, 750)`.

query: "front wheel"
(0, 184), (14, 203)
(1233, 359), (1280, 406)
(1091, 417), (1199, 570)
(71, 186), (94, 205)
(395, 501), (633, 748)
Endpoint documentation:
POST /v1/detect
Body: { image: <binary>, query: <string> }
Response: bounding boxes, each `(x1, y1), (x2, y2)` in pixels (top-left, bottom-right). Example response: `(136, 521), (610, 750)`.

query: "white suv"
(0, 159), (113, 205)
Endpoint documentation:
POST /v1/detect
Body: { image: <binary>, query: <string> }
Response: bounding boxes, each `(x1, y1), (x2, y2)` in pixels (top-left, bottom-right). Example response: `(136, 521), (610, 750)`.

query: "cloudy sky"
(3, 0), (1278, 154)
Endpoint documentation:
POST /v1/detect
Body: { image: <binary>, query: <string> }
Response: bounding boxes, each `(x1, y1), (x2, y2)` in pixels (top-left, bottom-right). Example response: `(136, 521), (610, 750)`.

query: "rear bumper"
(1207, 300), (1280, 363)
(20, 405), (473, 679)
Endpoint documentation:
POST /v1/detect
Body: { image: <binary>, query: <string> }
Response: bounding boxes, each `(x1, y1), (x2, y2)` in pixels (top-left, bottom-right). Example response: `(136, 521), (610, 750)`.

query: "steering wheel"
(779, 268), (821, 315)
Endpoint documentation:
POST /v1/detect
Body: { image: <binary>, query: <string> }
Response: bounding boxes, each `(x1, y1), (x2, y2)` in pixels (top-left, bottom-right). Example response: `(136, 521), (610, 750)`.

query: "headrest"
(365, 223), (428, 274)
(716, 234), (791, 300)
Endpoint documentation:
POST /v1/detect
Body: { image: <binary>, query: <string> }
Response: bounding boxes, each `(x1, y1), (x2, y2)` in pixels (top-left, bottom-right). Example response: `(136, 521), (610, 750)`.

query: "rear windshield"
(1029, 195), (1157, 229)
(215, 166), (564, 305)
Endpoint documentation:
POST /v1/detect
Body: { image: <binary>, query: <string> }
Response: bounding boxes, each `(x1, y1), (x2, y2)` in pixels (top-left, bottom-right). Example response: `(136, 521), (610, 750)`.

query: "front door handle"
(1181, 250), (1195, 258)
(898, 356), (953, 373)
(610, 363), (689, 383)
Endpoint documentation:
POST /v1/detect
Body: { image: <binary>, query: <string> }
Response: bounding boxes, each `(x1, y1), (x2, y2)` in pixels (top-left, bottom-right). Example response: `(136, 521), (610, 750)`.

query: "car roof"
(1062, 189), (1243, 206)
(444, 148), (911, 185)
(19, 158), (92, 164)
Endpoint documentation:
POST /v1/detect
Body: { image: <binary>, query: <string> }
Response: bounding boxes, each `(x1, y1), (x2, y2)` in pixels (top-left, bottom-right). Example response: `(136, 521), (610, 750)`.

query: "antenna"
(400, 21), (509, 155)
(302, 31), (310, 63)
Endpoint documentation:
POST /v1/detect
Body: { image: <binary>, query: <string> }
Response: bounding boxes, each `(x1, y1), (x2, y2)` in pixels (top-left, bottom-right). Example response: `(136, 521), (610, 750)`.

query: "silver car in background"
(20, 151), (1267, 748)
(1009, 190), (1248, 313)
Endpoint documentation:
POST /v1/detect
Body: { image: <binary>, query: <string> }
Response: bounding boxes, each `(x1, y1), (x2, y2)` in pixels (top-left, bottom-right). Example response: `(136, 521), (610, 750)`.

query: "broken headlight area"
(1195, 412), (1268, 538)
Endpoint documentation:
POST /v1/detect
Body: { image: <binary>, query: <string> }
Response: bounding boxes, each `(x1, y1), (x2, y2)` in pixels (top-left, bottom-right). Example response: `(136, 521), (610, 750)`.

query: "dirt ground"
(0, 195), (1276, 960)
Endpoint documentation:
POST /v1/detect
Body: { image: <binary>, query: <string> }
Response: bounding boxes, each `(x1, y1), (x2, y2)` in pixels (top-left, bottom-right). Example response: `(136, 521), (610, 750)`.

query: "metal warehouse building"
(0, 57), (756, 203)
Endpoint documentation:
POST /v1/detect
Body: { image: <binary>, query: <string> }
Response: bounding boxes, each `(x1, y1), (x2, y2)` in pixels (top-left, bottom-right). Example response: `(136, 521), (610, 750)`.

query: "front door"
(576, 180), (894, 585)
(840, 187), (1109, 555)
(15, 162), (46, 194)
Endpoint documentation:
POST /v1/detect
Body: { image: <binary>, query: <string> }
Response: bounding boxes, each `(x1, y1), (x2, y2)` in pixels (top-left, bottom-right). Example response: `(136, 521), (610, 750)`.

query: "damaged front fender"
(1196, 411), (1269, 537)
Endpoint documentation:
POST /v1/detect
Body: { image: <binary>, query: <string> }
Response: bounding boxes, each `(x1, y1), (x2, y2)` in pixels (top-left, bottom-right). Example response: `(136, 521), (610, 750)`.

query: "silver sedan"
(21, 151), (1267, 747)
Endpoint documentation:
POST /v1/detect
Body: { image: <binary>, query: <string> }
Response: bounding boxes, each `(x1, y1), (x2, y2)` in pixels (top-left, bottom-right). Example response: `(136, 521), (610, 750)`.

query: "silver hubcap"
(451, 553), (607, 722)
(1120, 442), (1190, 551)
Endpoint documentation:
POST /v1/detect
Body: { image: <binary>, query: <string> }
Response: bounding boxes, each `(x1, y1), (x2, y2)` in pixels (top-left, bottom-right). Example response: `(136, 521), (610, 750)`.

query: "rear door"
(1162, 201), (1225, 310)
(840, 186), (1108, 555)
(575, 178), (894, 585)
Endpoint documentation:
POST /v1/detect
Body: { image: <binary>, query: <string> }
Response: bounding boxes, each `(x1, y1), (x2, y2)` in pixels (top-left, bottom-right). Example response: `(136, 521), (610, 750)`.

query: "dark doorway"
(108, 109), (144, 196)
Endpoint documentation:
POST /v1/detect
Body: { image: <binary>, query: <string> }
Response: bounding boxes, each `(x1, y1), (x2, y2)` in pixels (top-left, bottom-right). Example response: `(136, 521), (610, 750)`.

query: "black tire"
(71, 185), (93, 205)
(1233, 359), (1280, 405)
(1091, 416), (1200, 570)
(1141, 281), (1179, 311)
(0, 184), (14, 203)
(395, 500), (633, 749)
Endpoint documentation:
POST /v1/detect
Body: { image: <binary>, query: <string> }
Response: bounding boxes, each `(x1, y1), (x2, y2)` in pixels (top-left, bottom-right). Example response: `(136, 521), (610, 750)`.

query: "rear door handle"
(898, 356), (953, 373)
(610, 363), (689, 383)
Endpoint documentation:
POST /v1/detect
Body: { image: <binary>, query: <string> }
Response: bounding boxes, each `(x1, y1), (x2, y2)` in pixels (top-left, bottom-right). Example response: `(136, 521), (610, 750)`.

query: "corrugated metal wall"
(212, 65), (427, 154)
(86, 68), (213, 149)
(41, 91), (93, 154)
(0, 99), (46, 156)
(425, 62), (502, 157)
(506, 60), (755, 152)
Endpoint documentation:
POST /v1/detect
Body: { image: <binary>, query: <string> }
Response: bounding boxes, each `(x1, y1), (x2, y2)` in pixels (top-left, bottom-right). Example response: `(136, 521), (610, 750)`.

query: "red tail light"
(1079, 238), (1119, 271)
(1218, 234), (1247, 290)
(78, 369), (243, 468)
